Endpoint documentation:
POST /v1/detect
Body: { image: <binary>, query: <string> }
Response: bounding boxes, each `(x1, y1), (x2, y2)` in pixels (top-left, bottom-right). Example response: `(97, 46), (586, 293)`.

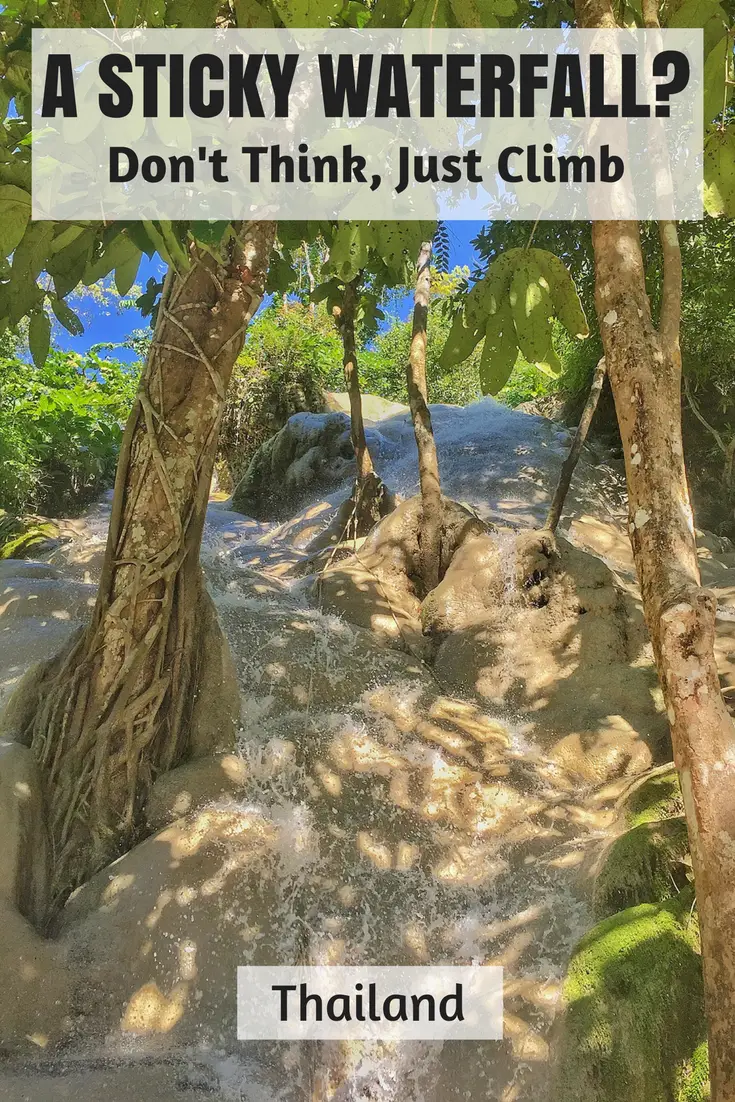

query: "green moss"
(593, 816), (691, 918)
(625, 767), (684, 827)
(676, 1042), (710, 1102)
(555, 892), (707, 1102)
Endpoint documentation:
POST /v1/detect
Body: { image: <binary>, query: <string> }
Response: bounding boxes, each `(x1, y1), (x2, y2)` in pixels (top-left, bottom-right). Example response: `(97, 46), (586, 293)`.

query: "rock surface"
(1, 397), (733, 1099)
(0, 741), (50, 927)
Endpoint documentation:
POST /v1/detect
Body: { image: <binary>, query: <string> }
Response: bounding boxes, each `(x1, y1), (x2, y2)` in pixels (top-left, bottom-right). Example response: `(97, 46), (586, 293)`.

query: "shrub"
(0, 349), (138, 516)
(220, 302), (342, 487)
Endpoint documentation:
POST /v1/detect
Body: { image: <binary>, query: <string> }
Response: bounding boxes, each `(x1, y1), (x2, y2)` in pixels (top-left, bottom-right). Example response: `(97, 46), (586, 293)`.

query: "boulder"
(316, 496), (486, 651)
(231, 412), (354, 519)
(144, 753), (250, 832)
(431, 534), (668, 784)
(551, 893), (707, 1102)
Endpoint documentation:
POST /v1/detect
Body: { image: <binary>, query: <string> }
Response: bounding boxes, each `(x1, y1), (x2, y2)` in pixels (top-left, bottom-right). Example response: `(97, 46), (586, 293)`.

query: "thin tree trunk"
(26, 221), (276, 911)
(340, 276), (375, 488)
(576, 0), (735, 1094)
(407, 240), (443, 590)
(545, 357), (606, 533)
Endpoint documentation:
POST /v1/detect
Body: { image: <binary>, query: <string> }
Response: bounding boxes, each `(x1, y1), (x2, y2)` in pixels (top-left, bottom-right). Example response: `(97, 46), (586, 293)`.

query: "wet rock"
(187, 590), (240, 760)
(55, 806), (288, 1051)
(145, 753), (250, 832)
(316, 496), (486, 651)
(0, 740), (50, 927)
(231, 412), (354, 519)
(0, 898), (68, 1054)
(432, 535), (668, 784)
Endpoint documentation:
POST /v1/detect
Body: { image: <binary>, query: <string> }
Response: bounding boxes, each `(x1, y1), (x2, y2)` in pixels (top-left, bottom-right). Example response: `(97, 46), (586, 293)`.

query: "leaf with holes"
(532, 248), (589, 338)
(704, 126), (735, 215)
(479, 297), (518, 394)
(509, 257), (553, 363)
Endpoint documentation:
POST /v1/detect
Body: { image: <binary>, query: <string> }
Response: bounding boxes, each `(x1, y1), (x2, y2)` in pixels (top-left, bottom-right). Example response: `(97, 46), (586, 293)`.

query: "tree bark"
(330, 276), (391, 535)
(340, 276), (374, 487)
(407, 240), (443, 591)
(545, 357), (606, 533)
(575, 1), (735, 1095)
(26, 221), (276, 912)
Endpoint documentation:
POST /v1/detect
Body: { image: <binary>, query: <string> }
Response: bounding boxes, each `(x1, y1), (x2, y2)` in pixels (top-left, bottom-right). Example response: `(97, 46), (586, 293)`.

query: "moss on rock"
(625, 766), (684, 827)
(593, 816), (691, 918)
(675, 1042), (710, 1102)
(554, 892), (707, 1102)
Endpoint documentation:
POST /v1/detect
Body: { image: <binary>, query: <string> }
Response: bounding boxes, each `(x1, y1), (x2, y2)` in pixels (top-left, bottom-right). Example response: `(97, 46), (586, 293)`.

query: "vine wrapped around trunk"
(407, 240), (443, 591)
(26, 221), (276, 913)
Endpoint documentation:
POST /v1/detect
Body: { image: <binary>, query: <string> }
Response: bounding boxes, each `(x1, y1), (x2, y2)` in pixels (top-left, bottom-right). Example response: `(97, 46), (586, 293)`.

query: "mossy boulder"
(625, 766), (684, 827)
(593, 816), (690, 918)
(553, 892), (707, 1102)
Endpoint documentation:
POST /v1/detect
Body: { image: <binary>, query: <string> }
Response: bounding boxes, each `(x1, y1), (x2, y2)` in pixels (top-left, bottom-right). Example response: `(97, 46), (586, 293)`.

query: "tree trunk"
(575, 1), (735, 1095)
(26, 221), (276, 912)
(545, 356), (606, 533)
(333, 276), (387, 534)
(407, 240), (443, 590)
(340, 276), (374, 487)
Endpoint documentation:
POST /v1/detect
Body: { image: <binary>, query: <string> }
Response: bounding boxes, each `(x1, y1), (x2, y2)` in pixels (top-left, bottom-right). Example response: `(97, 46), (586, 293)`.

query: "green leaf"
(84, 232), (139, 285)
(50, 296), (85, 336)
(165, 0), (218, 25)
(405, 0), (452, 25)
(480, 297), (517, 394)
(532, 248), (589, 338)
(327, 223), (373, 282)
(271, 0), (343, 25)
(704, 126), (735, 216)
(439, 309), (484, 368)
(115, 248), (142, 296)
(233, 0), (274, 24)
(0, 184), (31, 256)
(368, 0), (412, 25)
(509, 258), (553, 363)
(29, 309), (51, 368)
(703, 35), (732, 124)
(47, 227), (96, 298)
(191, 220), (229, 246)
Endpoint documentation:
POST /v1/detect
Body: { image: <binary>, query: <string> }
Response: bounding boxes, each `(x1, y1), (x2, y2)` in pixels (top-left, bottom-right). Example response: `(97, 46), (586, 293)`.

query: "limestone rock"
(145, 753), (250, 832)
(316, 496), (486, 651)
(0, 898), (68, 1054)
(231, 411), (354, 519)
(0, 740), (50, 927)
(187, 589), (240, 760)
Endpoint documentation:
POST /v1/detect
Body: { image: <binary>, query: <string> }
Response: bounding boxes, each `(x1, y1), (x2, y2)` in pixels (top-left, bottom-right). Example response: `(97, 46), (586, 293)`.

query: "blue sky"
(55, 222), (485, 359)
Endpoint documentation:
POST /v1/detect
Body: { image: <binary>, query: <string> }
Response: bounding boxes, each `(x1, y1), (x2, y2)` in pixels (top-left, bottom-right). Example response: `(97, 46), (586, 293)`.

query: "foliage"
(220, 302), (341, 485)
(0, 349), (138, 515)
(439, 246), (589, 395)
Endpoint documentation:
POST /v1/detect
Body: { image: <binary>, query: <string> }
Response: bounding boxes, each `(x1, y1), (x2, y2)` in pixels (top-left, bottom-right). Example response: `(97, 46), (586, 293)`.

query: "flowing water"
(0, 399), (641, 1101)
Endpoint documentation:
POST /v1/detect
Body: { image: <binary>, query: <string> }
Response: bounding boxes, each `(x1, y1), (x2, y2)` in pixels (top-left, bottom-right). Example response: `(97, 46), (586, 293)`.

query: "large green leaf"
(533, 248), (589, 338)
(509, 257), (553, 363)
(479, 297), (517, 394)
(0, 184), (31, 257)
(50, 296), (85, 336)
(439, 309), (485, 368)
(704, 126), (735, 215)
(29, 309), (51, 368)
